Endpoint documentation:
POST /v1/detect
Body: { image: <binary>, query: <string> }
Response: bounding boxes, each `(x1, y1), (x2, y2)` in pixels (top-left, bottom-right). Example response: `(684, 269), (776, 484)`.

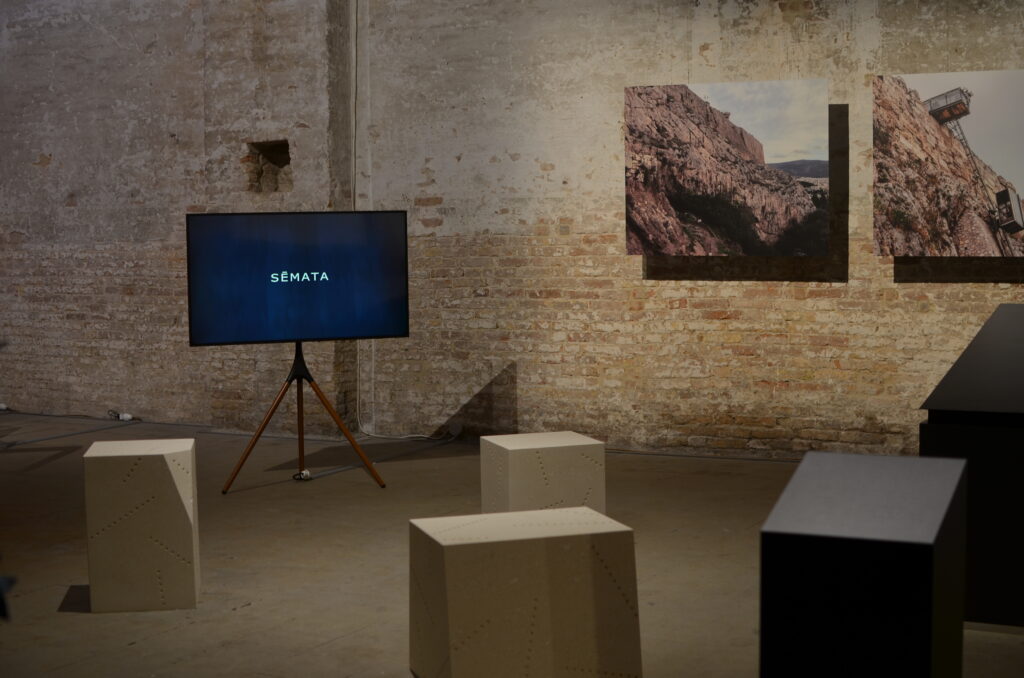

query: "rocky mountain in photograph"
(625, 84), (829, 257)
(873, 75), (1024, 256)
(769, 159), (829, 178)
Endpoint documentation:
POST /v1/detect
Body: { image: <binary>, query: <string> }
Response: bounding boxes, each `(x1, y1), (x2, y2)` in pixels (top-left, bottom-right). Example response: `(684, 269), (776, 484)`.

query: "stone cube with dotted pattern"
(480, 431), (605, 513)
(409, 506), (642, 678)
(84, 439), (199, 612)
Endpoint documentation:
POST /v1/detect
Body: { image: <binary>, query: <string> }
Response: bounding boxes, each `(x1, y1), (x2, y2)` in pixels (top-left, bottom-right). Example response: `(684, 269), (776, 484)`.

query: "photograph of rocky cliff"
(625, 79), (830, 257)
(873, 70), (1024, 257)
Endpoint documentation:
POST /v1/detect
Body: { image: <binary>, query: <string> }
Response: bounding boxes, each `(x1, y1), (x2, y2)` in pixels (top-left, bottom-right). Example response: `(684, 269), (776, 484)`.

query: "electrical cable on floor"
(106, 409), (139, 422)
(358, 427), (453, 442)
(0, 419), (140, 450)
(354, 338), (451, 443)
(2, 410), (795, 466)
(308, 434), (452, 481)
(2, 407), (102, 419)
(344, 7), (446, 447)
(605, 446), (798, 463)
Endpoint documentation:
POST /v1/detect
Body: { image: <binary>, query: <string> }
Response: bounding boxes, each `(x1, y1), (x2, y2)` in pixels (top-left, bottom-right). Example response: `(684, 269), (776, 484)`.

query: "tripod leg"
(308, 379), (386, 488)
(222, 378), (292, 494)
(297, 378), (305, 475)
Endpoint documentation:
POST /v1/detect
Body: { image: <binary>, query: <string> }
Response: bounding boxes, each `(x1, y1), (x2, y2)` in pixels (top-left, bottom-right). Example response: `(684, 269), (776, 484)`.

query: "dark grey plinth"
(921, 303), (1024, 626)
(760, 452), (966, 678)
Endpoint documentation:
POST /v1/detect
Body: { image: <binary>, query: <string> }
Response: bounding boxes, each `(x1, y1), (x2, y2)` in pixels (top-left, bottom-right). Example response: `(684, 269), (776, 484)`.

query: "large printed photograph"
(873, 70), (1024, 257)
(625, 79), (830, 257)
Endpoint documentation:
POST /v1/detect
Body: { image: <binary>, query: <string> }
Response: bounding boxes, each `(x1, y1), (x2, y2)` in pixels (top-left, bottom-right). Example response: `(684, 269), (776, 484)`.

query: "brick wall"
(3, 0), (1024, 459)
(0, 0), (356, 436)
(353, 0), (1024, 456)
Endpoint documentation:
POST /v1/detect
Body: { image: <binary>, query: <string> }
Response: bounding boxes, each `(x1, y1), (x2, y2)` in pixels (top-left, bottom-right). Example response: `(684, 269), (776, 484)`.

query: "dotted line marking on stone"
(431, 515), (495, 535)
(148, 536), (192, 566)
(582, 485), (593, 507)
(578, 450), (603, 469)
(522, 597), (538, 676)
(89, 496), (157, 539)
(508, 519), (608, 529)
(443, 519), (612, 543)
(590, 543), (638, 617)
(168, 456), (191, 476)
(120, 457), (143, 484)
(541, 499), (566, 509)
(156, 568), (166, 608)
(451, 617), (493, 654)
(534, 450), (550, 486)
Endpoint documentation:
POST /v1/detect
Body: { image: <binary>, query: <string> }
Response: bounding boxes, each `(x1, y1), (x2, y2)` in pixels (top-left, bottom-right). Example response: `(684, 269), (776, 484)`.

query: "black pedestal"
(920, 419), (1024, 626)
(921, 303), (1024, 626)
(760, 452), (966, 678)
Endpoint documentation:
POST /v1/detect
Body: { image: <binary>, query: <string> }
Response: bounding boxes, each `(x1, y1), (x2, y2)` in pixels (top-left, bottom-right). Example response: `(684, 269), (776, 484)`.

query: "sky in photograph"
(685, 79), (829, 163)
(899, 69), (1024, 193)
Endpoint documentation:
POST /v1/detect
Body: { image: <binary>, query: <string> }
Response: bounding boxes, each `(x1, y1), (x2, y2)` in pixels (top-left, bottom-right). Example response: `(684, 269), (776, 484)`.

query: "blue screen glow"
(186, 211), (409, 346)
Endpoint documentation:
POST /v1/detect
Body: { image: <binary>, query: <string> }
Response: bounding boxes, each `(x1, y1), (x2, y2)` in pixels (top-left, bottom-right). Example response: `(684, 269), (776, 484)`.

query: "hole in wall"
(245, 139), (292, 193)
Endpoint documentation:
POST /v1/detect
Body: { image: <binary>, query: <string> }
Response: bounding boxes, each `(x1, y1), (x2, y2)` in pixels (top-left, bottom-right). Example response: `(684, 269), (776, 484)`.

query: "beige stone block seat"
(84, 439), (199, 612)
(409, 506), (642, 678)
(480, 431), (605, 513)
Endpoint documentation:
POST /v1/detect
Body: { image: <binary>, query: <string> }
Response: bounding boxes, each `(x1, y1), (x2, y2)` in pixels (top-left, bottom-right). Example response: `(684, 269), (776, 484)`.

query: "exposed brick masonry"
(4, 0), (1024, 459)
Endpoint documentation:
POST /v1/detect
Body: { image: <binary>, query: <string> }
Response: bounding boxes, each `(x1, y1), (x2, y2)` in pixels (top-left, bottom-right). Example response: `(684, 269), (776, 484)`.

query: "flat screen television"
(186, 211), (408, 346)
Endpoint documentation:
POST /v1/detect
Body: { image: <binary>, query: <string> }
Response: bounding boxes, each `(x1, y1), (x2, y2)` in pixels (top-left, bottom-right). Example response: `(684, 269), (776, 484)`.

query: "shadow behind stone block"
(434, 362), (517, 439)
(58, 584), (90, 614)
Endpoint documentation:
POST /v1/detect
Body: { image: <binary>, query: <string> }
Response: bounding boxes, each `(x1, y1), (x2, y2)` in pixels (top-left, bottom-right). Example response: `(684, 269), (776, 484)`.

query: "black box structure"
(921, 302), (1024, 626)
(760, 452), (966, 678)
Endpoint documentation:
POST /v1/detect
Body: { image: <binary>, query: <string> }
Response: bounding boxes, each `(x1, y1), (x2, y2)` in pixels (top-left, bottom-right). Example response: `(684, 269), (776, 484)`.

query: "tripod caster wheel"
(293, 469), (312, 481)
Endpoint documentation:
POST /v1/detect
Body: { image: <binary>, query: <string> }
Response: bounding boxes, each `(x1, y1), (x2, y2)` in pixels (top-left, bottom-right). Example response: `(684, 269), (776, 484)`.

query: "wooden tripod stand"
(221, 341), (386, 494)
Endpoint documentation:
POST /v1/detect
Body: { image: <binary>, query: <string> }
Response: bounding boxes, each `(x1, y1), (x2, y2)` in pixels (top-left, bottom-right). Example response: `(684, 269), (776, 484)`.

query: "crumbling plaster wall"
(0, 0), (358, 434)
(353, 0), (1024, 455)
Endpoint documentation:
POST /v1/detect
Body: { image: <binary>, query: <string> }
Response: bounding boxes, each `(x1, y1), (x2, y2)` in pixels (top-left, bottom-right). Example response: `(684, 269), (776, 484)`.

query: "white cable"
(347, 1), (446, 443)
(358, 338), (446, 441)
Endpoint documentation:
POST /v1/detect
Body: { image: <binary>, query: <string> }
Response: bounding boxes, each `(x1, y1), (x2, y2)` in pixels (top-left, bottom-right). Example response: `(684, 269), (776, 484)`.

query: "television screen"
(186, 211), (408, 346)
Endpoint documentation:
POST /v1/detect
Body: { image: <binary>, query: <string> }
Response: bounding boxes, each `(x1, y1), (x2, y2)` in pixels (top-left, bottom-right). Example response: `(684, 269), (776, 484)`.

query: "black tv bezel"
(185, 210), (410, 347)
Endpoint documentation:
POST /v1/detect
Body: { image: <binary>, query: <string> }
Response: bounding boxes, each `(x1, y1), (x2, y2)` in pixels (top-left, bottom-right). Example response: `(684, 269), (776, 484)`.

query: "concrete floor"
(0, 411), (1021, 677)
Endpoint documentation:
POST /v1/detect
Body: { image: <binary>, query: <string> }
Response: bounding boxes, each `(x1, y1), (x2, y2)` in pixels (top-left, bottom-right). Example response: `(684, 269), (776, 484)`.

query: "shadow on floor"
(262, 438), (477, 473)
(13, 446), (84, 472)
(58, 585), (91, 614)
